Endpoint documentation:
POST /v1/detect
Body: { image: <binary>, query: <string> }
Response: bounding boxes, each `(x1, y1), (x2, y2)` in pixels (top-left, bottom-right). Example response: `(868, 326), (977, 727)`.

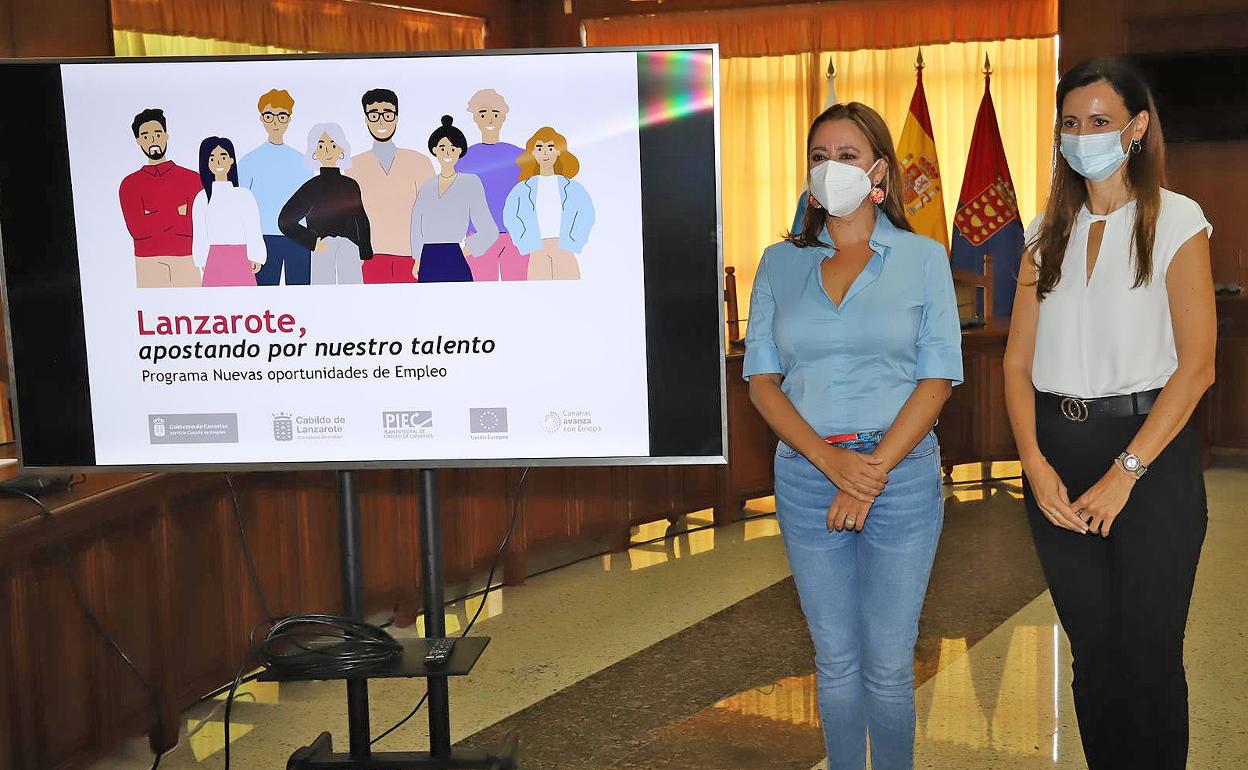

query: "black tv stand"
(268, 469), (519, 770)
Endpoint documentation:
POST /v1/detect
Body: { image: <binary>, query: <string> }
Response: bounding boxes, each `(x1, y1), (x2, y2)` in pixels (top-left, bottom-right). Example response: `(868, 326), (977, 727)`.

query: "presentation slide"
(0, 47), (726, 470)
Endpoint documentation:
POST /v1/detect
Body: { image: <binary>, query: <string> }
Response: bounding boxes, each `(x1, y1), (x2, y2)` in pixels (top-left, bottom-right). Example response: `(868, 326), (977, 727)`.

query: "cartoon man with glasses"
(346, 88), (434, 283)
(239, 89), (312, 285)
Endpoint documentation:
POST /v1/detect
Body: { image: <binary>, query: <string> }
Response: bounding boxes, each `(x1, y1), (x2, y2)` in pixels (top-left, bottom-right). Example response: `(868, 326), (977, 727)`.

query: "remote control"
(424, 637), (456, 666)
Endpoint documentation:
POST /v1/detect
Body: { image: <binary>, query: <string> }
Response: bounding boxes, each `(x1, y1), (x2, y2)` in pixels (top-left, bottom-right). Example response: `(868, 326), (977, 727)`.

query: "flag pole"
(823, 59), (838, 109)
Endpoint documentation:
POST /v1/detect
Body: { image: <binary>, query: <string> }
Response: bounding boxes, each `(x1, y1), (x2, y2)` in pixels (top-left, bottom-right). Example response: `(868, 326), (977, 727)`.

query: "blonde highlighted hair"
(517, 127), (580, 181)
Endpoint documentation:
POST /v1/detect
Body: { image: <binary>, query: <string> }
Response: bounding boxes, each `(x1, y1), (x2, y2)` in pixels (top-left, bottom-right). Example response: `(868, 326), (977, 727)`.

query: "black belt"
(1037, 388), (1161, 422)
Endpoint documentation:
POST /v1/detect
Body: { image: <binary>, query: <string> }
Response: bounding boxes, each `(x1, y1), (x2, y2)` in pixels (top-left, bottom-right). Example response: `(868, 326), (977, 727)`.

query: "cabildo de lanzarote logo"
(273, 413), (293, 441)
(272, 412), (346, 440)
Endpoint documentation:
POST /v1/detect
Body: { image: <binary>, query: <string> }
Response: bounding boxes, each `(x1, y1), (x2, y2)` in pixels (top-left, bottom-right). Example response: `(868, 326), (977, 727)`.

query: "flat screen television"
(0, 45), (726, 471)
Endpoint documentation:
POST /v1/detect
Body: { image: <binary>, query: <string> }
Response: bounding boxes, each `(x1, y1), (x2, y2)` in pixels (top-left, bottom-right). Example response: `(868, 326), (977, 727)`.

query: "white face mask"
(809, 158), (882, 218)
(1060, 115), (1137, 182)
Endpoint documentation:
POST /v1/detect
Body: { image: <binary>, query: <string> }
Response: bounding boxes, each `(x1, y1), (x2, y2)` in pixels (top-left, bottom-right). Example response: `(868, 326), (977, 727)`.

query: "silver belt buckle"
(1060, 397), (1090, 422)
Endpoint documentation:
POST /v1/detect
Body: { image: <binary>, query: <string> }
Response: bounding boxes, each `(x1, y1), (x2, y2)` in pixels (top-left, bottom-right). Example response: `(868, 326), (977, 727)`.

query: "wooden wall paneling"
(516, 467), (578, 551)
(8, 0), (111, 57)
(500, 468), (528, 586)
(981, 348), (1016, 459)
(1211, 332), (1248, 448)
(475, 468), (520, 579)
(357, 470), (418, 613)
(0, 574), (8, 770)
(1166, 141), (1248, 289)
(1128, 0), (1248, 16)
(1128, 10), (1248, 55)
(625, 466), (678, 526)
(1, 568), (21, 770)
(0, 0), (13, 58)
(6, 562), (38, 770)
(161, 488), (234, 707)
(256, 472), (304, 617)
(721, 355), (776, 523)
(217, 474), (283, 662)
(24, 553), (98, 768)
(606, 466), (633, 552)
(936, 350), (979, 471)
(213, 481), (251, 693)
(678, 464), (720, 514)
(292, 472), (342, 616)
(570, 465), (621, 540)
(95, 513), (162, 753)
(437, 467), (509, 585)
(1059, 0), (1127, 71)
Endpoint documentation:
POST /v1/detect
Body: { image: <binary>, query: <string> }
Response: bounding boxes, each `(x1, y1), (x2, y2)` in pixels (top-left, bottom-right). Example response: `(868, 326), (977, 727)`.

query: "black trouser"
(1023, 394), (1207, 770)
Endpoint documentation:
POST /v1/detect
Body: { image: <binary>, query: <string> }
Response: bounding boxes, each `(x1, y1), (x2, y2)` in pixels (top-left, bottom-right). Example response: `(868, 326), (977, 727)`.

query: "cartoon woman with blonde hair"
(502, 127), (595, 280)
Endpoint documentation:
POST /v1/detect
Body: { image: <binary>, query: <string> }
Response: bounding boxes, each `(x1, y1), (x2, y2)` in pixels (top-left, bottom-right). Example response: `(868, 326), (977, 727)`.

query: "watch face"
(1123, 455), (1140, 471)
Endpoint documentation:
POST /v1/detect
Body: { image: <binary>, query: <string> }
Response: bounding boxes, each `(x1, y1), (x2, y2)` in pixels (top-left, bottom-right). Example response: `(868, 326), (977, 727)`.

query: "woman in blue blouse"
(744, 102), (962, 770)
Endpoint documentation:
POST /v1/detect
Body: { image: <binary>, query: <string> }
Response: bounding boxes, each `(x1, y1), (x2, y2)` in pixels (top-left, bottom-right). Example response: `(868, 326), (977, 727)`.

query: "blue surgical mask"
(1060, 116), (1137, 182)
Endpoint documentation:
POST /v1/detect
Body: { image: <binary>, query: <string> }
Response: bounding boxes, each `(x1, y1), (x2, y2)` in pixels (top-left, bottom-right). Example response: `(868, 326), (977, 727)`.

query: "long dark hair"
(787, 102), (912, 248)
(198, 136), (239, 201)
(1031, 57), (1166, 299)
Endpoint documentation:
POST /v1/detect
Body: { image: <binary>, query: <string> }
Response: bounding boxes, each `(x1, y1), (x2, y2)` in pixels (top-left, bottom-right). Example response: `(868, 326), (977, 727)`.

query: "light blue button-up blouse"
(743, 211), (964, 436)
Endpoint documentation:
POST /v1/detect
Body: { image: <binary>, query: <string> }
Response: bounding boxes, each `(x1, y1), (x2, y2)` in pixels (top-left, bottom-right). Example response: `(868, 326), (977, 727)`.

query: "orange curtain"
(110, 0), (485, 53)
(583, 0), (1056, 57)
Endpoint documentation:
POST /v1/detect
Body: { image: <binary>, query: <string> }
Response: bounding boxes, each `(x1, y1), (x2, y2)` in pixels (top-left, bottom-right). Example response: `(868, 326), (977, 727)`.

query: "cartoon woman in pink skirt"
(191, 136), (265, 286)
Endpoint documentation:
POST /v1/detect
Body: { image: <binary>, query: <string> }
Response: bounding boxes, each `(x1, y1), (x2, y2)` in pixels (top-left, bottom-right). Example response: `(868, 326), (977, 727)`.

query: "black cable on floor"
(369, 466), (531, 748)
(0, 487), (165, 770)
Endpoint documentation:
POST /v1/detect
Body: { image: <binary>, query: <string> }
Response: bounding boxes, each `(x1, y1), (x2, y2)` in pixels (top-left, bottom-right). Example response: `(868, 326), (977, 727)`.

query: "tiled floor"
(92, 463), (1248, 770)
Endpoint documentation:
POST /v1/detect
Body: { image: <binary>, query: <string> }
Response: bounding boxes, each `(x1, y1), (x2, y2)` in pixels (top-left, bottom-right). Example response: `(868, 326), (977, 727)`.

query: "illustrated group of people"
(745, 56), (1215, 770)
(118, 87), (596, 288)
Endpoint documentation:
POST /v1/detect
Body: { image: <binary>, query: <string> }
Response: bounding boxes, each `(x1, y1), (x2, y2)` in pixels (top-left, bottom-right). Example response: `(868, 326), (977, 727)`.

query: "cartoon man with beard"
(118, 108), (205, 287)
(346, 88), (434, 283)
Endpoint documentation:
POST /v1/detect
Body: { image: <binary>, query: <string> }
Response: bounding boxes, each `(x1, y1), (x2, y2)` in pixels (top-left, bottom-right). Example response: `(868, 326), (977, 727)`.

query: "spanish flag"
(895, 55), (949, 250)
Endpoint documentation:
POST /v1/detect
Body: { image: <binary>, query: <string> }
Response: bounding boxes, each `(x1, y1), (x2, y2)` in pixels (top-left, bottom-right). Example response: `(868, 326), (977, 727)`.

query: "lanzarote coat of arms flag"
(952, 67), (1024, 320)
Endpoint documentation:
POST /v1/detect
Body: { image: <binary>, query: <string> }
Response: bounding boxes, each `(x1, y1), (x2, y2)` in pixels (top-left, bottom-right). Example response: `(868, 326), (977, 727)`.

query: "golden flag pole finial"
(983, 53), (993, 76)
(827, 59), (836, 80)
(915, 48), (925, 71)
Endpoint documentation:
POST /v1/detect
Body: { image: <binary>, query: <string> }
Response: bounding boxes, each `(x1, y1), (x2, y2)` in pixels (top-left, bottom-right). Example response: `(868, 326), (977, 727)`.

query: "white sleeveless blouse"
(1029, 189), (1211, 399)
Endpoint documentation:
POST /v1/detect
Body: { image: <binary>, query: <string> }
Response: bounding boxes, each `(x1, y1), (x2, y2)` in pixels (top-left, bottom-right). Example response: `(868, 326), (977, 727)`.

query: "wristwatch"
(1115, 451), (1149, 479)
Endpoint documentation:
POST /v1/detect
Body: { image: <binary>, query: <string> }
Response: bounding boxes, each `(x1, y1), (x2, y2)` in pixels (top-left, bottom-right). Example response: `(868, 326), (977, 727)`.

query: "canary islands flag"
(896, 67), (948, 250)
(951, 71), (1024, 320)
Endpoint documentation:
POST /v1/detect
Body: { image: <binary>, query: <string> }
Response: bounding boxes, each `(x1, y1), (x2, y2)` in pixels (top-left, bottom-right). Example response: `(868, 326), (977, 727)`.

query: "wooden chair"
(950, 253), (994, 322)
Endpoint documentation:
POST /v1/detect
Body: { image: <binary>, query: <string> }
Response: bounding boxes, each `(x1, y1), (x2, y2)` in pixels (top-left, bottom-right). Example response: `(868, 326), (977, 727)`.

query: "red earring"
(808, 193), (823, 210)
(869, 186), (886, 205)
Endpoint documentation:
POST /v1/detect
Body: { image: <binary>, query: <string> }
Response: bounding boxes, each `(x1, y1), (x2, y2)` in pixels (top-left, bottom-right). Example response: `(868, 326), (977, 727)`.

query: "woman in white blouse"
(192, 136), (266, 286)
(1004, 57), (1215, 770)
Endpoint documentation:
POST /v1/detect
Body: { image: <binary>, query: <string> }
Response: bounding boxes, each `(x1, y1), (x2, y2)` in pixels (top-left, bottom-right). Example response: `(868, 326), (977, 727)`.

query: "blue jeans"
(256, 234), (311, 286)
(774, 430), (944, 770)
